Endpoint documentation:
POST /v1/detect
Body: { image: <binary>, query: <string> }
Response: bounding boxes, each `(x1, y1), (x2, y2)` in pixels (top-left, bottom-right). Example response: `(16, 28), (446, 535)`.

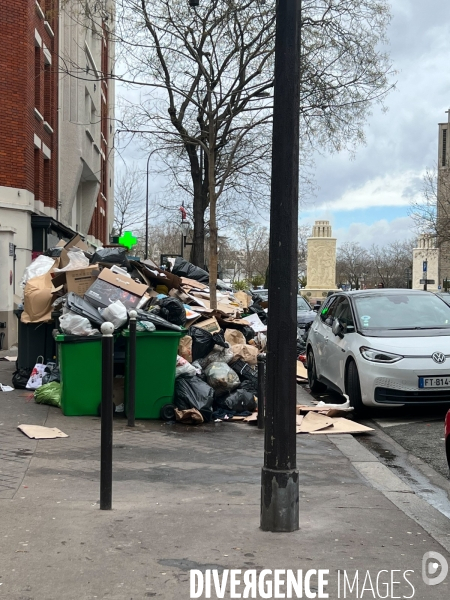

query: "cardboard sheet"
(234, 291), (251, 309)
(18, 425), (68, 439)
(311, 418), (374, 435)
(51, 265), (99, 297)
(296, 362), (308, 379)
(194, 317), (221, 334)
(297, 411), (333, 433)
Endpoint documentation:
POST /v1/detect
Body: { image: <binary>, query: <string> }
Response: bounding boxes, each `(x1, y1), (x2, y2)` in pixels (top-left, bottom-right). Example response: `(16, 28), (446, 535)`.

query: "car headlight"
(359, 346), (403, 363)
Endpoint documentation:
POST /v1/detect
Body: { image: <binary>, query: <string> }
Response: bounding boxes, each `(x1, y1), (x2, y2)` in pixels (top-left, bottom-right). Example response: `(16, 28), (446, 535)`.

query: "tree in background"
(113, 166), (147, 236)
(336, 242), (371, 290)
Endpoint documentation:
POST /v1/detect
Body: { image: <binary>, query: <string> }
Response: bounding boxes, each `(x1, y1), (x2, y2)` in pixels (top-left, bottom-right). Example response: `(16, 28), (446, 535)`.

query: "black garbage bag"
(174, 376), (215, 417)
(90, 247), (130, 269)
(135, 309), (182, 332)
(42, 365), (61, 385)
(66, 292), (105, 327)
(44, 246), (63, 257)
(158, 297), (186, 327)
(217, 389), (257, 413)
(12, 367), (33, 389)
(248, 302), (268, 324)
(240, 379), (258, 395)
(230, 359), (258, 389)
(172, 257), (209, 283)
(190, 327), (227, 361)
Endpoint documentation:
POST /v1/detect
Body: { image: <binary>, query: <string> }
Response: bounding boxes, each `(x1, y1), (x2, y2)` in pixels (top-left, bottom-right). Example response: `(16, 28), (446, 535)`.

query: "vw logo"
(432, 352), (446, 364)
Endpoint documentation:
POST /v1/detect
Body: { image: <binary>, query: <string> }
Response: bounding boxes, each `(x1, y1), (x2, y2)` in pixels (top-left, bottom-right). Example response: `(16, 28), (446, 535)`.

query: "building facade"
(0, 0), (114, 347)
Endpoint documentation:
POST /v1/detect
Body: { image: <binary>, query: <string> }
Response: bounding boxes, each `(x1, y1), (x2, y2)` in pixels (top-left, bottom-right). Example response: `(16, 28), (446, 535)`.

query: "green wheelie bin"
(56, 334), (102, 416)
(123, 329), (182, 419)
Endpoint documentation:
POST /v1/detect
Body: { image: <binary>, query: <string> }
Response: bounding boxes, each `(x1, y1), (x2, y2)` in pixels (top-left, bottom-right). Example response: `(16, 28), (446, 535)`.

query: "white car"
(306, 289), (450, 413)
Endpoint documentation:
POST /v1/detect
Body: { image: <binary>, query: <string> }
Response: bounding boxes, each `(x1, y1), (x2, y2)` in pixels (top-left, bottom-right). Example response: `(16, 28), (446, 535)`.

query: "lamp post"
(145, 153), (152, 260)
(180, 219), (193, 259)
(260, 0), (301, 532)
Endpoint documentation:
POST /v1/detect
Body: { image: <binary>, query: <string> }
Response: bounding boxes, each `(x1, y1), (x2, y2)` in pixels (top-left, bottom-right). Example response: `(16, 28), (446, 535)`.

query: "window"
(320, 296), (341, 326)
(333, 299), (355, 333)
(442, 129), (447, 167)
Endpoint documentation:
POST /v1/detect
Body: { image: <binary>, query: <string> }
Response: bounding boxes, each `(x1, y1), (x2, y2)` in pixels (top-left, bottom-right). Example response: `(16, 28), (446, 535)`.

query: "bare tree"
(62, 0), (394, 307)
(113, 166), (147, 236)
(336, 242), (372, 290)
(409, 167), (450, 247)
(370, 240), (414, 288)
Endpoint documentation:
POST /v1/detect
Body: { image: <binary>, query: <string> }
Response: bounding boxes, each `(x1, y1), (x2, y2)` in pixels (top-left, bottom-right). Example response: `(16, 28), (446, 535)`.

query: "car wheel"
(307, 350), (327, 393)
(346, 360), (365, 415)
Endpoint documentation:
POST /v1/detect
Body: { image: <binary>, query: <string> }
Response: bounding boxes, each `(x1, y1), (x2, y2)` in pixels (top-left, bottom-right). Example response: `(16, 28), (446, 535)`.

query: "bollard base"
(260, 467), (299, 532)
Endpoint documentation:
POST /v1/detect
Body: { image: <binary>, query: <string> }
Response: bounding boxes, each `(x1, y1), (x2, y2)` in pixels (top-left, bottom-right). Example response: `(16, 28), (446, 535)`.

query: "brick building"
(0, 1), (114, 346)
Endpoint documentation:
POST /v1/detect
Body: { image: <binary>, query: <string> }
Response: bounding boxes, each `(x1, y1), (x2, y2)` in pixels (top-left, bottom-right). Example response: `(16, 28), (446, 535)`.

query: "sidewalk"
(0, 356), (449, 600)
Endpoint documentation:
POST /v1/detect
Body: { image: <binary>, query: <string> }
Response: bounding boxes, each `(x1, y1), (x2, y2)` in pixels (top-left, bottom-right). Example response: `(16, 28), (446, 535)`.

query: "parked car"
(446, 410), (450, 470)
(435, 292), (450, 307)
(297, 296), (317, 329)
(306, 289), (450, 413)
(251, 289), (269, 302)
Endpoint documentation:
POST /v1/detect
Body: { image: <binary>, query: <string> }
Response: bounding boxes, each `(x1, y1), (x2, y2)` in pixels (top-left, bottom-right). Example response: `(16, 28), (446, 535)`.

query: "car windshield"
(353, 293), (450, 330)
(297, 296), (311, 311)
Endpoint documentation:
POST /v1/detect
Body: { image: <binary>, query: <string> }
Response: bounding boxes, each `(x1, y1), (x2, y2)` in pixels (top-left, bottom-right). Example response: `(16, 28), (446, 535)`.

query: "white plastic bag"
(26, 356), (47, 390)
(198, 345), (234, 369)
(101, 300), (127, 329)
(59, 311), (99, 336)
(136, 321), (156, 332)
(175, 355), (198, 378)
(54, 247), (89, 272)
(20, 255), (55, 291)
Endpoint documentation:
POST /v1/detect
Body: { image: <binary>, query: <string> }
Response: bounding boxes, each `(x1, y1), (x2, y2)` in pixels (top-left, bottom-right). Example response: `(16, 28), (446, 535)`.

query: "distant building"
(0, 1), (115, 346)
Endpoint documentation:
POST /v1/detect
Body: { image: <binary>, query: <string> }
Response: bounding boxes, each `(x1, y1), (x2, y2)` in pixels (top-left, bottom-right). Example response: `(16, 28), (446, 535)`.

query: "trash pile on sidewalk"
(15, 238), (268, 421)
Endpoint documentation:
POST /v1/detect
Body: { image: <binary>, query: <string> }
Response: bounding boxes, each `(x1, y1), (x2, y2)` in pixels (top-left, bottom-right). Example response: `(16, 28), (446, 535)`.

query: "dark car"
(297, 296), (316, 328)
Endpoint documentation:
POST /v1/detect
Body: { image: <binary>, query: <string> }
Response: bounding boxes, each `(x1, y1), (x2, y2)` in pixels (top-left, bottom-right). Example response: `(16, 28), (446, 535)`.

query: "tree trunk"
(208, 101), (218, 310)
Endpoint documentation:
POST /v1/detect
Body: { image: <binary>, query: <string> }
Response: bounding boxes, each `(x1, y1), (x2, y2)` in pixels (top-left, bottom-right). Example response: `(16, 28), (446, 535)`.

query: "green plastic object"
(123, 329), (182, 419)
(56, 334), (102, 416)
(34, 382), (61, 408)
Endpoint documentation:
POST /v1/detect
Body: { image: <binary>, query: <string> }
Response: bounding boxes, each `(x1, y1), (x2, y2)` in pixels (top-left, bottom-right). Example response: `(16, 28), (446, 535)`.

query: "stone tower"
(304, 220), (338, 302)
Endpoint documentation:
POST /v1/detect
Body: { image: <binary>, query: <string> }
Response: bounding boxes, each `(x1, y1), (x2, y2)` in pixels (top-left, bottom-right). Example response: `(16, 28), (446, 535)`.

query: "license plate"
(418, 376), (450, 388)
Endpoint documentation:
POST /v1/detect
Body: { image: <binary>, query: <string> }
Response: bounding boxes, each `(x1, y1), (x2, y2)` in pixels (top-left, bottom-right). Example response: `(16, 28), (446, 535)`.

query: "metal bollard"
(100, 322), (114, 510)
(257, 353), (266, 430)
(127, 310), (137, 428)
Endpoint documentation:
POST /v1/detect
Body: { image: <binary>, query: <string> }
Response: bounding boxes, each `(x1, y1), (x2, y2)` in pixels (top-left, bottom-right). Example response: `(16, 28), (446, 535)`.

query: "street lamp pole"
(260, 0), (301, 532)
(145, 153), (152, 260)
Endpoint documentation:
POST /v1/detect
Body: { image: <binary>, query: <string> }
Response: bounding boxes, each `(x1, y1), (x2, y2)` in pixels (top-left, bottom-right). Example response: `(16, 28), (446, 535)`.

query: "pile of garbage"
(173, 324), (265, 424)
(17, 236), (268, 417)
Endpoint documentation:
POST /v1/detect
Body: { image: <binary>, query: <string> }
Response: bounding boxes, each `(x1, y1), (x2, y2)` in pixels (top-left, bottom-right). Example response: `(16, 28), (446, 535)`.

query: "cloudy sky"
(117, 0), (450, 248)
(303, 0), (450, 246)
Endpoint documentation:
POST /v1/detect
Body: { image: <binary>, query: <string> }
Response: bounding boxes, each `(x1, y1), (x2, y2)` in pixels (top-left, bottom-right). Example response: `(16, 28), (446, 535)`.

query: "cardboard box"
(59, 234), (90, 268)
(51, 265), (99, 297)
(194, 317), (221, 334)
(84, 268), (149, 310)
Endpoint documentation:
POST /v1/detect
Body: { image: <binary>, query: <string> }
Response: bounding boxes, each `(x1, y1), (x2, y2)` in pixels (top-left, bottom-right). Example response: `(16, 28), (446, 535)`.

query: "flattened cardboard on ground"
(295, 414), (304, 433)
(296, 362), (308, 379)
(310, 418), (374, 435)
(297, 411), (333, 433)
(18, 425), (68, 439)
(296, 405), (354, 418)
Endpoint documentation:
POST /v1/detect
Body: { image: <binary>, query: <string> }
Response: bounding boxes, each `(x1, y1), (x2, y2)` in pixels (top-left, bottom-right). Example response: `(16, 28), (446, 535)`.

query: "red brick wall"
(0, 1), (58, 209)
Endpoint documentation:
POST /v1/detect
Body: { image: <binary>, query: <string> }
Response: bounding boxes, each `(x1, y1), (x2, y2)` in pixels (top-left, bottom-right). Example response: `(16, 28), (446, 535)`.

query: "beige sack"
(21, 272), (54, 323)
(231, 343), (259, 366)
(178, 335), (193, 363)
(224, 329), (246, 346)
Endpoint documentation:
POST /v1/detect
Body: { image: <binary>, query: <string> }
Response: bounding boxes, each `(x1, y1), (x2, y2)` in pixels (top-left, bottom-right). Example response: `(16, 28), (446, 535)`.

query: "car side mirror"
(332, 318), (344, 338)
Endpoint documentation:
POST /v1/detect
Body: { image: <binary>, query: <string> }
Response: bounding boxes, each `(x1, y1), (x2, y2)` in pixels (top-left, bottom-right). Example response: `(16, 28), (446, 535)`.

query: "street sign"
(420, 279), (435, 284)
(423, 261), (428, 273)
